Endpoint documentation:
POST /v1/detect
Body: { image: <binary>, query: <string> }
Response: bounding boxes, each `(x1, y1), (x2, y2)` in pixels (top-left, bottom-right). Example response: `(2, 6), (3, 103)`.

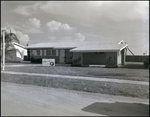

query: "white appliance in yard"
(42, 59), (55, 66)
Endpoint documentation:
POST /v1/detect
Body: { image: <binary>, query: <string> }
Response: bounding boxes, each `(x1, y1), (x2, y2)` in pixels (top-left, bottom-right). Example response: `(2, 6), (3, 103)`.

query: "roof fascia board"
(53, 47), (76, 49)
(70, 49), (119, 52)
(12, 42), (25, 48)
(118, 40), (124, 44)
(25, 47), (54, 49)
(119, 44), (128, 51)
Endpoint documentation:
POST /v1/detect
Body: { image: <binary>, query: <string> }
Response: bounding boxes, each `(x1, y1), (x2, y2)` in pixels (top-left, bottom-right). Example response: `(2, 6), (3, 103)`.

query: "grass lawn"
(4, 63), (149, 81)
(2, 62), (149, 98)
(1, 74), (149, 99)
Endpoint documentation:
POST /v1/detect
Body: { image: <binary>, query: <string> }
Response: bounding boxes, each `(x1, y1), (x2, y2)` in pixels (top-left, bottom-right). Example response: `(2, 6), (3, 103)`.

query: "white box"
(42, 59), (55, 66)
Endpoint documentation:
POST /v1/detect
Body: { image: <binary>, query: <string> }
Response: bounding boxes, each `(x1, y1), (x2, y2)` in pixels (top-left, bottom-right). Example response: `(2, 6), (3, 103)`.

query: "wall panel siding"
(126, 55), (149, 62)
(44, 50), (46, 56)
(106, 52), (117, 66)
(56, 50), (58, 56)
(40, 50), (42, 56)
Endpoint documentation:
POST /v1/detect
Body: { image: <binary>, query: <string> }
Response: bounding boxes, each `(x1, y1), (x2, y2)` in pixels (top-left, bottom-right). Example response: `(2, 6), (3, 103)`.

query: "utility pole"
(2, 30), (5, 71)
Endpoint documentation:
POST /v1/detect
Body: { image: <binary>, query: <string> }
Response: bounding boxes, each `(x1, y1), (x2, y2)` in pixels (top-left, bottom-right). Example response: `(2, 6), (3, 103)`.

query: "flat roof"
(26, 42), (80, 49)
(70, 43), (128, 52)
(26, 40), (128, 52)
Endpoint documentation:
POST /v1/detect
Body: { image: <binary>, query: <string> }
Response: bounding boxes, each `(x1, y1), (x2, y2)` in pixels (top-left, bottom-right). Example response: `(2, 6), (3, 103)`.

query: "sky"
(1, 1), (149, 55)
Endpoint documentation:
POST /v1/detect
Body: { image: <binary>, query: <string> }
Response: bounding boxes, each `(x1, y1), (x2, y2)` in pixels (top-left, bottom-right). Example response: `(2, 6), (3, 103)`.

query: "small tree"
(1, 30), (22, 60)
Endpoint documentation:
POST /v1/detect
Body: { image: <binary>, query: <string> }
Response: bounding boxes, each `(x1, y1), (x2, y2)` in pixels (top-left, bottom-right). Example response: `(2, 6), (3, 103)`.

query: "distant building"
(26, 40), (128, 66)
(5, 42), (27, 62)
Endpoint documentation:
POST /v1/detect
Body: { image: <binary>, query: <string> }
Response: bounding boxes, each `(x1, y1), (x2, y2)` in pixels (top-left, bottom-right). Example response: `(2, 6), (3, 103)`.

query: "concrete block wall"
(106, 52), (117, 66)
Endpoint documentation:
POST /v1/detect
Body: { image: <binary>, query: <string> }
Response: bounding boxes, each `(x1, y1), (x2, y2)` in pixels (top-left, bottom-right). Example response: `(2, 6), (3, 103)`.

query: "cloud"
(61, 24), (73, 30)
(46, 20), (73, 32)
(12, 2), (42, 16)
(5, 18), (43, 34)
(74, 33), (85, 42)
(1, 27), (30, 46)
(39, 1), (149, 22)
(46, 20), (84, 42)
(60, 33), (85, 42)
(48, 33), (85, 42)
(12, 1), (148, 23)
(26, 18), (41, 28)
(46, 20), (61, 31)
(48, 36), (56, 41)
(13, 6), (31, 16)
(99, 1), (149, 22)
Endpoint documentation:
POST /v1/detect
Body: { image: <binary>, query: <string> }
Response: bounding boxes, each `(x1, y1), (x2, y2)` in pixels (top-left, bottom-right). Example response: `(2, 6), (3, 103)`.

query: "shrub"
(30, 57), (42, 63)
(143, 58), (149, 68)
(105, 56), (118, 68)
(30, 57), (35, 63)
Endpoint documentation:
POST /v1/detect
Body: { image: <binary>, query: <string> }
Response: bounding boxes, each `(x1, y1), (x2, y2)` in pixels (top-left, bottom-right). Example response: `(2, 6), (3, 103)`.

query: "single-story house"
(26, 40), (128, 67)
(5, 42), (27, 62)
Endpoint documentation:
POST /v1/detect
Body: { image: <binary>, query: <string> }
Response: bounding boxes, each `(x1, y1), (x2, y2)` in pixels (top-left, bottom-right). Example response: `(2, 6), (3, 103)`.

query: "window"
(46, 49), (51, 56)
(45, 49), (58, 56)
(52, 50), (56, 56)
(36, 50), (40, 56)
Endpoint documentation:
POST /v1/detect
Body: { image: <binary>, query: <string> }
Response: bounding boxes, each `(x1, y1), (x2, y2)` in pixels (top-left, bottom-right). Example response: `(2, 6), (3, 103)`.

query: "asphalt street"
(1, 82), (149, 116)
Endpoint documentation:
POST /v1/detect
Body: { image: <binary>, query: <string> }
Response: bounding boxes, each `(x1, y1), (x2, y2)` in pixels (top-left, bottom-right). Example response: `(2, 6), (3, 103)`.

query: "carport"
(70, 42), (128, 67)
(83, 52), (106, 66)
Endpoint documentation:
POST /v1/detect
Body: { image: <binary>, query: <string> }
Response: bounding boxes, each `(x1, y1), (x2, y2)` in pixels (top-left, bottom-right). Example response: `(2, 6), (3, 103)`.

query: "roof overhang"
(25, 47), (54, 49)
(53, 47), (76, 49)
(70, 49), (119, 53)
(12, 42), (25, 48)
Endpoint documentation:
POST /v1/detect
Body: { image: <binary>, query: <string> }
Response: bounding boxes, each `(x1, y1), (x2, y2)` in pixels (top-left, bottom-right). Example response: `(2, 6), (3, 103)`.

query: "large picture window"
(36, 50), (40, 55)
(52, 50), (56, 56)
(46, 49), (51, 56)
(45, 49), (58, 56)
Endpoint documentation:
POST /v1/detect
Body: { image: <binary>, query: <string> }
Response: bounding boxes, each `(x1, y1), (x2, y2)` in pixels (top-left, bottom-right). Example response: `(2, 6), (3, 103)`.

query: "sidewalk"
(1, 71), (149, 85)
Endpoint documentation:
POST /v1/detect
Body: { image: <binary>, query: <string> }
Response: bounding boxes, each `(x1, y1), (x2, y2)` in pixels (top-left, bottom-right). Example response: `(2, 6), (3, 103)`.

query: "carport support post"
(81, 53), (83, 66)
(121, 49), (125, 65)
(2, 30), (5, 71)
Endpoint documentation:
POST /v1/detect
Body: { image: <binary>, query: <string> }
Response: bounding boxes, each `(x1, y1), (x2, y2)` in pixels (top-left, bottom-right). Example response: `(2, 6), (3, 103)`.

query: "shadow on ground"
(82, 102), (149, 116)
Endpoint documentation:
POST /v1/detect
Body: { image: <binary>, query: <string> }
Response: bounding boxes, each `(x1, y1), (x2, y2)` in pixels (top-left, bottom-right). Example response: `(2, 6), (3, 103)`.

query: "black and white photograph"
(1, 1), (149, 116)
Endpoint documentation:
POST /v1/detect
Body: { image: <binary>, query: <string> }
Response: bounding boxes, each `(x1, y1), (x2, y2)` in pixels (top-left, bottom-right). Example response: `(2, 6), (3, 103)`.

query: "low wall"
(126, 55), (149, 62)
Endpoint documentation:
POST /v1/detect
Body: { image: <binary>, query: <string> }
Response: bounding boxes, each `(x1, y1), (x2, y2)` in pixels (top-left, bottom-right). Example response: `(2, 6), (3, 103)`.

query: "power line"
(128, 40), (149, 47)
(127, 35), (148, 43)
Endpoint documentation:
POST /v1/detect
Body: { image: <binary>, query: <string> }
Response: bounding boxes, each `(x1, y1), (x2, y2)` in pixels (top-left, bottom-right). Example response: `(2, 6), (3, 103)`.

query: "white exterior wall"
(13, 45), (27, 61)
(16, 50), (23, 61)
(14, 45), (27, 55)
(117, 51), (121, 65)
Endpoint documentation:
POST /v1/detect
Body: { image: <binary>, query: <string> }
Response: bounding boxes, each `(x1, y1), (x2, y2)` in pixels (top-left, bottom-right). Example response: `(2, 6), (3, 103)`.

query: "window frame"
(46, 49), (52, 56)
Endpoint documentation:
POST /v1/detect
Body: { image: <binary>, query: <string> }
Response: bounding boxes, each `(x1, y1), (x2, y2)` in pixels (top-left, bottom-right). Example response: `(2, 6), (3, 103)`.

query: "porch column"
(121, 49), (125, 65)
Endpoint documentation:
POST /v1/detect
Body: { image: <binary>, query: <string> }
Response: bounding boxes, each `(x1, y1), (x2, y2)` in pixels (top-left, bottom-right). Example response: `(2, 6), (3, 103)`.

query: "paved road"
(1, 82), (149, 116)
